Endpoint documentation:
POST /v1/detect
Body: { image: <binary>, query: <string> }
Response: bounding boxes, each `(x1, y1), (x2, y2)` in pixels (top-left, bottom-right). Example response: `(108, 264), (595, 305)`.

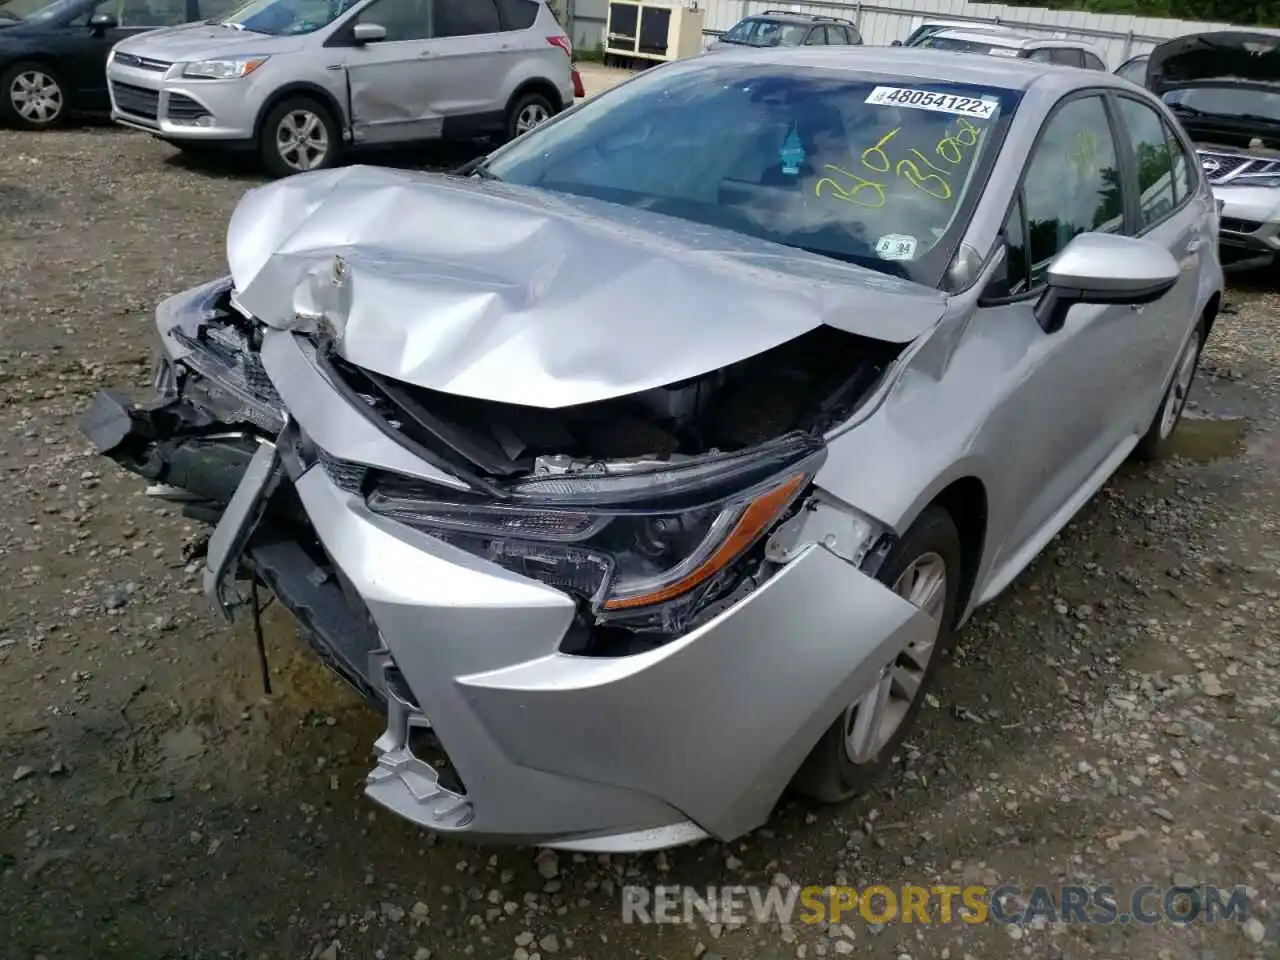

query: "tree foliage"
(996, 0), (1276, 27)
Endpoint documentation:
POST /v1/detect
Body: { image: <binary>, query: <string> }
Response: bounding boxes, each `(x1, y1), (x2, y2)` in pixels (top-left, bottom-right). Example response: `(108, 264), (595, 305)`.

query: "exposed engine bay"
(322, 323), (900, 484)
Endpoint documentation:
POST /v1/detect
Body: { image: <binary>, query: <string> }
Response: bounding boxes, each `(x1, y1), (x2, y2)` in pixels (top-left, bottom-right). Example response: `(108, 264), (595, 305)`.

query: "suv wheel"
(1, 61), (67, 129)
(505, 91), (555, 141)
(259, 96), (339, 178)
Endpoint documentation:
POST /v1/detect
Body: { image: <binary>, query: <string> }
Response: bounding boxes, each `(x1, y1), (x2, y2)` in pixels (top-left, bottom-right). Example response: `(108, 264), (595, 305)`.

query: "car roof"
(744, 11), (849, 24)
(932, 28), (1099, 51)
(702, 45), (1128, 93)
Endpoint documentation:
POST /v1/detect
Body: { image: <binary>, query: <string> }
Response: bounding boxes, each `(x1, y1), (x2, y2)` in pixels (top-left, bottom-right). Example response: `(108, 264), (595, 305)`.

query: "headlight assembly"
(182, 56), (268, 80)
(365, 434), (825, 630)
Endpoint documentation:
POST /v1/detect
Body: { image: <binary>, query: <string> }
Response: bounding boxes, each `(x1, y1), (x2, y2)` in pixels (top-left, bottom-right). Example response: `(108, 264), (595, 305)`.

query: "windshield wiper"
(451, 156), (502, 180)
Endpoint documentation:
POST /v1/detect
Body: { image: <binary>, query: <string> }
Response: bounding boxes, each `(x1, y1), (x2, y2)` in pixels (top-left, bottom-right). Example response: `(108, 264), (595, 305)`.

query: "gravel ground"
(1, 122), (1279, 960)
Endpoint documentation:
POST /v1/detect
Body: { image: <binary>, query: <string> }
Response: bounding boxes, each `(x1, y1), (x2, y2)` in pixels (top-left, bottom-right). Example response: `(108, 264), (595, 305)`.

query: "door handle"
(418, 49), (433, 57)
(1186, 237), (1204, 253)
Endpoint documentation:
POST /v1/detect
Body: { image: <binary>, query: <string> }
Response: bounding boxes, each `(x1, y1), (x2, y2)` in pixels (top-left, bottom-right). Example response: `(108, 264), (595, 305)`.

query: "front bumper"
(85, 281), (934, 850)
(107, 59), (260, 141)
(1213, 184), (1280, 257)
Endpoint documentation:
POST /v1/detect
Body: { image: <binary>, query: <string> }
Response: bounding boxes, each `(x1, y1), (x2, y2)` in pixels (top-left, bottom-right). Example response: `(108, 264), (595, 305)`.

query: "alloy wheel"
(275, 109), (330, 172)
(843, 552), (947, 764)
(1158, 331), (1201, 440)
(515, 102), (550, 135)
(10, 70), (63, 125)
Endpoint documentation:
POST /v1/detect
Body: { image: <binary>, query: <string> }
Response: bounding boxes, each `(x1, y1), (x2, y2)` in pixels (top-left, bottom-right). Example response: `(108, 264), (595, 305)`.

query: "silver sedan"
(82, 46), (1223, 852)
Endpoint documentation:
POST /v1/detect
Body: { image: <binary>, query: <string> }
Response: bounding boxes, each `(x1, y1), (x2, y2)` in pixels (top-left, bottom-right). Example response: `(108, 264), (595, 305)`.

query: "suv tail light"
(571, 65), (585, 98)
(547, 35), (572, 56)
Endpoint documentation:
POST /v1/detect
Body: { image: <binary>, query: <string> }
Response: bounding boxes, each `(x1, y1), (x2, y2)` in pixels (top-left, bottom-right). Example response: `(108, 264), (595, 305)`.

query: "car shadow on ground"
(157, 137), (492, 181)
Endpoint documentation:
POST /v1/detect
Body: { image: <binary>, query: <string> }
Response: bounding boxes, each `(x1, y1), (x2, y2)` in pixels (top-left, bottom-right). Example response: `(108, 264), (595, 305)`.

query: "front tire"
(258, 96), (339, 178)
(0, 61), (68, 129)
(792, 506), (962, 803)
(1133, 318), (1206, 461)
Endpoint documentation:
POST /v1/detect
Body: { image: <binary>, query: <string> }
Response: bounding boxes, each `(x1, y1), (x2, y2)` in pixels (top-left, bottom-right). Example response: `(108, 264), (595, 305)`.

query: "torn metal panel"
(227, 165), (948, 409)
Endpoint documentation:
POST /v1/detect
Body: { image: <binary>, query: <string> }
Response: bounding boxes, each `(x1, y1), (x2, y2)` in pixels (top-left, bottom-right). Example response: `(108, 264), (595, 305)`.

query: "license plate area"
(203, 439), (282, 619)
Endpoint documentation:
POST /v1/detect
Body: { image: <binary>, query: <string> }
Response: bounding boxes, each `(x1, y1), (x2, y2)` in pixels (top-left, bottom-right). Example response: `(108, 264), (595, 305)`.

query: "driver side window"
(1004, 94), (1123, 291)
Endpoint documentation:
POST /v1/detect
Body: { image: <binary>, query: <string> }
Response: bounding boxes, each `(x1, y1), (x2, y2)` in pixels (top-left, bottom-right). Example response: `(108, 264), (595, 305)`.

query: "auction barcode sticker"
(864, 86), (998, 119)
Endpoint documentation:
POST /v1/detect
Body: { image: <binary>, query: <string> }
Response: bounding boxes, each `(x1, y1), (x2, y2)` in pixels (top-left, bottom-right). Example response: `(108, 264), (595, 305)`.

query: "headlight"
(182, 56), (268, 80)
(365, 435), (825, 630)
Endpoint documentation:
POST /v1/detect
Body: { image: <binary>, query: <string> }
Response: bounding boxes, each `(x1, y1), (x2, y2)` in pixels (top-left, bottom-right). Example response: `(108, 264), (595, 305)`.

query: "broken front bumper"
(88, 281), (936, 850)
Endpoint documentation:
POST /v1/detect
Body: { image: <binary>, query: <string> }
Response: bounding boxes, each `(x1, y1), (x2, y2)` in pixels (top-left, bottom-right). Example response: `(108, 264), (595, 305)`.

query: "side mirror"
(890, 39), (902, 46)
(89, 12), (117, 32)
(1034, 233), (1179, 334)
(351, 22), (386, 43)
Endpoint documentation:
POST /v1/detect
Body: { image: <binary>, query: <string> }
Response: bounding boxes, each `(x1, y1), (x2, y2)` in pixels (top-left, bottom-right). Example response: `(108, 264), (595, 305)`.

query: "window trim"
(980, 87), (1129, 307)
(1110, 90), (1196, 238)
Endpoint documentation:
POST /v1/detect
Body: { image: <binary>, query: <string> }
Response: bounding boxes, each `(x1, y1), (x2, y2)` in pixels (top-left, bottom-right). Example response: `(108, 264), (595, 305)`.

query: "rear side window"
(1167, 124), (1198, 203)
(1083, 52), (1105, 71)
(1050, 47), (1083, 67)
(804, 26), (826, 45)
(496, 0), (536, 30)
(1025, 48), (1053, 63)
(435, 0), (500, 36)
(1117, 96), (1179, 227)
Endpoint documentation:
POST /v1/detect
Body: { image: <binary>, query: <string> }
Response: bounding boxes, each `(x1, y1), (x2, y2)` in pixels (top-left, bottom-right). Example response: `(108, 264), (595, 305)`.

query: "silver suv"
(106, 0), (578, 176)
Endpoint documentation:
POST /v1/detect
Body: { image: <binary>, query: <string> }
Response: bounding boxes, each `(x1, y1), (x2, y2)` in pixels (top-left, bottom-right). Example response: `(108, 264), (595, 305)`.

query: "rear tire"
(0, 61), (68, 129)
(258, 96), (339, 178)
(1133, 318), (1206, 461)
(792, 506), (962, 803)
(504, 90), (555, 142)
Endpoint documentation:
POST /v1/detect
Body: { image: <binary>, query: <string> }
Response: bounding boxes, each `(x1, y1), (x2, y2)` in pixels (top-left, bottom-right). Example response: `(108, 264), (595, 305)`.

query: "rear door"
(1112, 92), (1211, 411)
(415, 0), (508, 122)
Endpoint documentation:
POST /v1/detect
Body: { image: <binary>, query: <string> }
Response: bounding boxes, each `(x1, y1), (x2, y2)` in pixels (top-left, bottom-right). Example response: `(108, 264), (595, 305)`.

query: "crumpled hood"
(115, 23), (301, 61)
(227, 165), (947, 409)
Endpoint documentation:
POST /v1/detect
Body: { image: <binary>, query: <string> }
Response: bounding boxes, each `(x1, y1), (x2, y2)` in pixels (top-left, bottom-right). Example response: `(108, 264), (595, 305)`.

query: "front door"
(73, 0), (192, 109)
(343, 0), (445, 143)
(977, 93), (1138, 570)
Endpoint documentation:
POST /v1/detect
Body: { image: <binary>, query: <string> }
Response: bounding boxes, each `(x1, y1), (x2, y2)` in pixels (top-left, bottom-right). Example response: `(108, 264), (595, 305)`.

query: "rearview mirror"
(1034, 233), (1179, 334)
(352, 22), (386, 43)
(89, 12), (117, 32)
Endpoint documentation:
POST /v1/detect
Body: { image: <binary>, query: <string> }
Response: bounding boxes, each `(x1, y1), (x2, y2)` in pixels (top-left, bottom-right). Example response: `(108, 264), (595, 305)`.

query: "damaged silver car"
(82, 48), (1224, 851)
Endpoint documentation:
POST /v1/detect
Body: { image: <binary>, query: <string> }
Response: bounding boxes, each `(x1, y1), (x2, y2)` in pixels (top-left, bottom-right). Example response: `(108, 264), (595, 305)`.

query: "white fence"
(571, 0), (1261, 68)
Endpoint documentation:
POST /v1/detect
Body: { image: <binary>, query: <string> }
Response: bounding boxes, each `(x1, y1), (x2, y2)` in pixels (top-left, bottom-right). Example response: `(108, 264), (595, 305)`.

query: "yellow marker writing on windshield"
(815, 165), (886, 208)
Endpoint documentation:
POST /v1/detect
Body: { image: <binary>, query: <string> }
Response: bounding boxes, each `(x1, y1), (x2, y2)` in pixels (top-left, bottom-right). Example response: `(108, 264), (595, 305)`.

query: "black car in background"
(0, 0), (226, 128)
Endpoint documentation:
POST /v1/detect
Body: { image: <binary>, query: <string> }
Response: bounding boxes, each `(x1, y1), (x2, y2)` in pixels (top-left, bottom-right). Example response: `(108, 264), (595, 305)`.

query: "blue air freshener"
(778, 125), (805, 175)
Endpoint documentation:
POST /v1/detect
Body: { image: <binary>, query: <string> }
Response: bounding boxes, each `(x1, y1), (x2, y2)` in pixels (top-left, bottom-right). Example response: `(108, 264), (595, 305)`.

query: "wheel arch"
(252, 82), (347, 143)
(505, 76), (565, 116)
(903, 475), (989, 628)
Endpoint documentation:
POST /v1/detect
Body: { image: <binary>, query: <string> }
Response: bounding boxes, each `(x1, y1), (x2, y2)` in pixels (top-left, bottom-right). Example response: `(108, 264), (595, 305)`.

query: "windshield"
(721, 18), (808, 47)
(1, 0), (76, 22)
(1164, 85), (1280, 122)
(484, 63), (1016, 284)
(210, 0), (359, 35)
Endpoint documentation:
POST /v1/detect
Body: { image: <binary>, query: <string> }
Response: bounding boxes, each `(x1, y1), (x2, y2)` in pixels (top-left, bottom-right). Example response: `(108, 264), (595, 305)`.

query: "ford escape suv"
(106, 0), (577, 176)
